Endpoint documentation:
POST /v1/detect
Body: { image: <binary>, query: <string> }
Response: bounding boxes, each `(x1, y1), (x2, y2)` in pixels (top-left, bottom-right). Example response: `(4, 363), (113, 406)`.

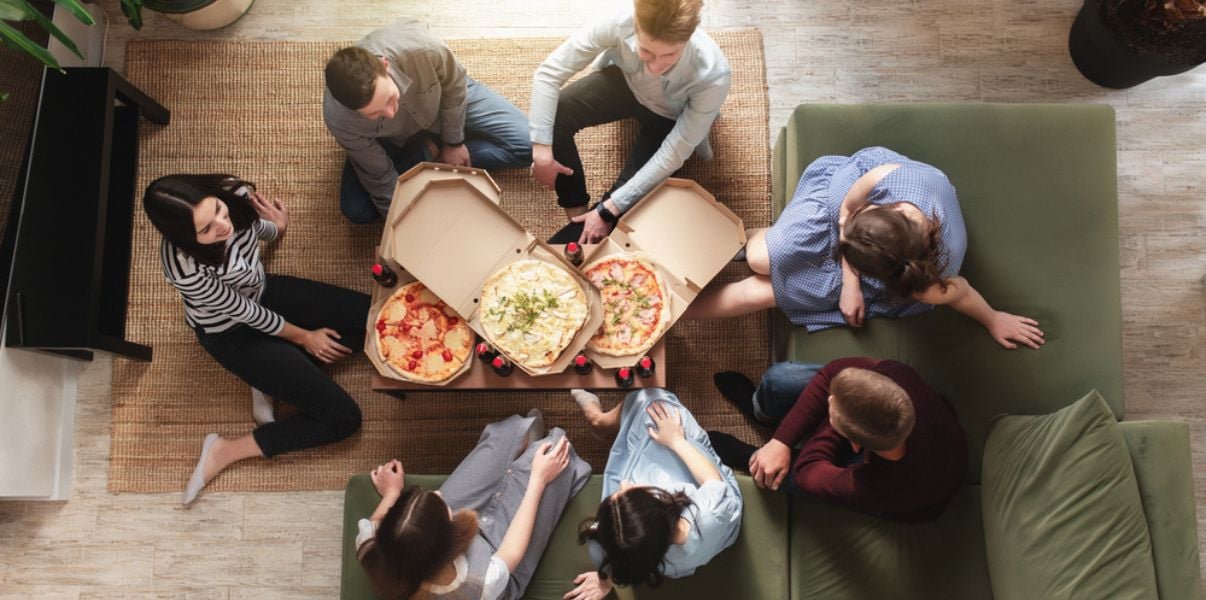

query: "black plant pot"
(1069, 0), (1201, 88)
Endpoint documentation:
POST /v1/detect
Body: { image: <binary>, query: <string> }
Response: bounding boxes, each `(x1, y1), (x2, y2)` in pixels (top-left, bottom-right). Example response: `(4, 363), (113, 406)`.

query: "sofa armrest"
(1118, 420), (1202, 600)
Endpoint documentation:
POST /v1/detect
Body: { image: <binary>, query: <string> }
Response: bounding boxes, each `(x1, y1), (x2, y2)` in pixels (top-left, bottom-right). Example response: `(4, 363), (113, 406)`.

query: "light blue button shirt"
(530, 11), (731, 213)
(587, 388), (743, 579)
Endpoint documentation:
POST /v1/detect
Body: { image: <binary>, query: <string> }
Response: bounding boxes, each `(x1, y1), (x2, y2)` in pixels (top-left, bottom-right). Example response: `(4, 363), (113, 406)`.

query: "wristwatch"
(595, 202), (619, 224)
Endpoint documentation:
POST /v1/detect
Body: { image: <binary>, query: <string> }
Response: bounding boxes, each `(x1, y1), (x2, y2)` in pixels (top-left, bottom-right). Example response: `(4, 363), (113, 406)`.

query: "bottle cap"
(618, 367), (631, 377)
(492, 356), (506, 368)
(371, 263), (384, 276)
(639, 357), (652, 369)
(574, 354), (588, 367)
(476, 342), (489, 355)
(567, 242), (579, 253)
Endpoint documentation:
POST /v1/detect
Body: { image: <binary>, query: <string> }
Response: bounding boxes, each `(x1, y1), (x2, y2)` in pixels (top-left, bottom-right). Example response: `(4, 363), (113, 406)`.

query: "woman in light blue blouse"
(684, 146), (1045, 350)
(564, 388), (743, 599)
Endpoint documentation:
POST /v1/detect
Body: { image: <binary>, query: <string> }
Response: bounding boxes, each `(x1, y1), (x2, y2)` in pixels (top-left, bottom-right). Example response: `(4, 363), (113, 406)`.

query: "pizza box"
(379, 162), (502, 254)
(380, 166), (605, 377)
(582, 178), (746, 369)
(364, 269), (474, 387)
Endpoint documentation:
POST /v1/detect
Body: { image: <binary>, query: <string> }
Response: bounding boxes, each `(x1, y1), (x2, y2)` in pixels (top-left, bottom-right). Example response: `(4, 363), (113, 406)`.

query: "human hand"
(839, 281), (865, 327)
(531, 436), (571, 488)
(563, 571), (614, 600)
(249, 191), (289, 234)
(531, 157), (573, 190)
(301, 327), (353, 363)
(572, 209), (615, 245)
(438, 143), (472, 167)
(371, 459), (405, 499)
(988, 311), (1045, 350)
(749, 439), (791, 490)
(647, 401), (686, 450)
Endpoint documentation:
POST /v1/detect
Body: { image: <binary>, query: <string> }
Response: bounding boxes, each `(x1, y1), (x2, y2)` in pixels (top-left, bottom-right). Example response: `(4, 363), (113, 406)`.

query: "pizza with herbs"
(375, 281), (474, 383)
(583, 254), (671, 357)
(479, 259), (590, 368)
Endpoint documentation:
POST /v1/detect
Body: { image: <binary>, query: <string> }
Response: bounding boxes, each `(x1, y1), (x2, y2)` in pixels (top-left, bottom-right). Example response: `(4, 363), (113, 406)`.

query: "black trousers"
(548, 65), (675, 243)
(195, 275), (370, 458)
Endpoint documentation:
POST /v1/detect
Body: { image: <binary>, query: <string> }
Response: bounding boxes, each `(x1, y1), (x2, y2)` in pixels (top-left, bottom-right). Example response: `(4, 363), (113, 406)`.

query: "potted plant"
(0, 0), (92, 100)
(121, 0), (253, 31)
(1069, 0), (1206, 88)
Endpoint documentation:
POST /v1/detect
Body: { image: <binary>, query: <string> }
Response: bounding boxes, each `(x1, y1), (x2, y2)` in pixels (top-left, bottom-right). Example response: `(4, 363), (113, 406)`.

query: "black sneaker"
(713, 371), (758, 419)
(707, 431), (757, 470)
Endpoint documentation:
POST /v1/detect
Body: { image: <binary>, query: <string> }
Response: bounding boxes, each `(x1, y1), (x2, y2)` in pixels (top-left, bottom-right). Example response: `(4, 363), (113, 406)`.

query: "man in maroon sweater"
(707, 357), (968, 522)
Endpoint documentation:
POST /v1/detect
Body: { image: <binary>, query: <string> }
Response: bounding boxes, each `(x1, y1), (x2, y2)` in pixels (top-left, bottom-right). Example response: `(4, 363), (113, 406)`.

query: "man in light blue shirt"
(529, 0), (731, 244)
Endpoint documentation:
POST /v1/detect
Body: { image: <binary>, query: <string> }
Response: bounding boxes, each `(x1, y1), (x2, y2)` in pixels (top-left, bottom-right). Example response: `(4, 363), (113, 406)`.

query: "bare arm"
(835, 164), (900, 327)
(647, 402), (721, 486)
(915, 277), (1045, 350)
(493, 437), (571, 572)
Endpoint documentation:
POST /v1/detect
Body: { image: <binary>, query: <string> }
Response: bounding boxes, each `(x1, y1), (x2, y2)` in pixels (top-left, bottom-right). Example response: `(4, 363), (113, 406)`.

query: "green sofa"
(340, 104), (1200, 599)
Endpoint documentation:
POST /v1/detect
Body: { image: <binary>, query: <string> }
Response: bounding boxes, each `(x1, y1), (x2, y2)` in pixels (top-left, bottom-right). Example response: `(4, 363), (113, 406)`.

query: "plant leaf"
(120, 0), (142, 30)
(0, 20), (62, 70)
(50, 0), (94, 26)
(0, 0), (28, 22)
(26, 0), (84, 59)
(0, 91), (9, 102)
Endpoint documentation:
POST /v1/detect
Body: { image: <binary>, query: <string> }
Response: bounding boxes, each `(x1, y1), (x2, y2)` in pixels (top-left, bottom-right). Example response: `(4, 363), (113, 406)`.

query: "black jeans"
(547, 66), (675, 243)
(195, 275), (370, 457)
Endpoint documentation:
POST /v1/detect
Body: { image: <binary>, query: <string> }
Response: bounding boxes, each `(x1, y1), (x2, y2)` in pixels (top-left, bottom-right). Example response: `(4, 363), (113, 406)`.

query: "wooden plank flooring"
(1, 0), (1202, 595)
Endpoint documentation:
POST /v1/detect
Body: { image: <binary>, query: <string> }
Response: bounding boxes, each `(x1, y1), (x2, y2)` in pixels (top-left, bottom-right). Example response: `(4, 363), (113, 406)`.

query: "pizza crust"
(374, 281), (473, 383)
(479, 259), (590, 369)
(583, 253), (672, 357)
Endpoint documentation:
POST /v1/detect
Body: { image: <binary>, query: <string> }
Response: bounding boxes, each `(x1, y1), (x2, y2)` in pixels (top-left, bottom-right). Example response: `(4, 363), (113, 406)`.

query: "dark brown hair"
(142, 174), (258, 267)
(325, 46), (387, 110)
(836, 205), (947, 299)
(829, 368), (916, 452)
(358, 486), (479, 600)
(634, 0), (703, 43)
(578, 487), (693, 588)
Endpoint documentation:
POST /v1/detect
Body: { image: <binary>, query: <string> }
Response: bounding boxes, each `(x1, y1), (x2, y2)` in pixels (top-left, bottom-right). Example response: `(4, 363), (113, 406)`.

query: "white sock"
(182, 433), (220, 507)
(526, 408), (546, 444)
(251, 388), (275, 425)
(569, 388), (601, 412)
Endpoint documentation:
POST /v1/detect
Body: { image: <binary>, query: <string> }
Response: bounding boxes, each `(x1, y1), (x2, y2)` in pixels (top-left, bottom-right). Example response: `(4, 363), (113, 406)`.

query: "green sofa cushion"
(1117, 421), (1203, 600)
(772, 103), (1122, 481)
(789, 485), (992, 600)
(981, 390), (1158, 599)
(341, 474), (789, 600)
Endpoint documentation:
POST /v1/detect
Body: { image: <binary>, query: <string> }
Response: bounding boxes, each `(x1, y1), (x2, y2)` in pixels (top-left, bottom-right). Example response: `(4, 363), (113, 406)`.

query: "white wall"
(0, 336), (78, 499)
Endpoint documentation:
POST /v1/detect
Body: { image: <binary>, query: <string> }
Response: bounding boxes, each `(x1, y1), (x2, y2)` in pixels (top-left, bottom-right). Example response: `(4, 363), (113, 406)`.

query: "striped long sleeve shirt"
(161, 218), (283, 335)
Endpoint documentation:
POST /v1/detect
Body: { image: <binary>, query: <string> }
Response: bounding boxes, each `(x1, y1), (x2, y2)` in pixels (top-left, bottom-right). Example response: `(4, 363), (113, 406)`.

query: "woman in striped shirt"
(145, 174), (370, 506)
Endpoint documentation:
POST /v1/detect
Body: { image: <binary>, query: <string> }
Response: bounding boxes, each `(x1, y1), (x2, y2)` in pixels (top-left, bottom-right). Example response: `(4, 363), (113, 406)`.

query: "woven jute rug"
(112, 30), (770, 493)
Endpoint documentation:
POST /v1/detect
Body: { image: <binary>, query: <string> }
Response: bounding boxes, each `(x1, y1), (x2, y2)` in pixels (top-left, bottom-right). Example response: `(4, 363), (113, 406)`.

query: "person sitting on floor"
(707, 358), (968, 523)
(143, 174), (369, 506)
(357, 411), (591, 600)
(529, 0), (731, 245)
(564, 388), (742, 600)
(682, 146), (1045, 351)
(324, 20), (531, 224)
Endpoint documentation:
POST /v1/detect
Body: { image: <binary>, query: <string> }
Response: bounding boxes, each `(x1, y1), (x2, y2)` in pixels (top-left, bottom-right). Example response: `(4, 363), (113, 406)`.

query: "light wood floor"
(2, 0), (1203, 596)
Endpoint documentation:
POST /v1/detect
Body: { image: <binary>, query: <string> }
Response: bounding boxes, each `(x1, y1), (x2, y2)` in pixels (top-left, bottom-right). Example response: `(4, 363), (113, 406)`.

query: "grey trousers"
(440, 415), (592, 600)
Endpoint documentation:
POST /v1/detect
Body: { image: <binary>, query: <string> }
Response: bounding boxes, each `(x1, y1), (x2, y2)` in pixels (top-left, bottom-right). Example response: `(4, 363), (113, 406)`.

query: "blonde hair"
(634, 0), (703, 43)
(830, 368), (916, 452)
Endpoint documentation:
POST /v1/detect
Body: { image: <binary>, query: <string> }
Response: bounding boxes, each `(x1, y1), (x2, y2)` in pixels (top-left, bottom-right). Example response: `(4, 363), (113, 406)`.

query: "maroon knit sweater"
(772, 357), (968, 522)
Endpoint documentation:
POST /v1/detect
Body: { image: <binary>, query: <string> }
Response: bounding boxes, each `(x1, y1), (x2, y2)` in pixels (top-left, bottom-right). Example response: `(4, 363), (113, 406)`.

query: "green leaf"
(0, 91), (9, 102)
(0, 0), (28, 22)
(50, 0), (94, 26)
(26, 0), (84, 59)
(120, 0), (143, 30)
(0, 20), (62, 70)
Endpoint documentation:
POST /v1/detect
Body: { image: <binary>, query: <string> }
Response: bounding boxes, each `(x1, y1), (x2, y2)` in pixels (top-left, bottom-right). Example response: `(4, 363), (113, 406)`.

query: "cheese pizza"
(375, 281), (474, 383)
(479, 259), (590, 368)
(583, 254), (671, 357)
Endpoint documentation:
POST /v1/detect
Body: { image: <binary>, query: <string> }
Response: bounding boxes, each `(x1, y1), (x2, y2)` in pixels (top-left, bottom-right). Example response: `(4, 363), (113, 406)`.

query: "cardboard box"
(363, 270), (474, 387)
(581, 178), (746, 368)
(380, 165), (604, 377)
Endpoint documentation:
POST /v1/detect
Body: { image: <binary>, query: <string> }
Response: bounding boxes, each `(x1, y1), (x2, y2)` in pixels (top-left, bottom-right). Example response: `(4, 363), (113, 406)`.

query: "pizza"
(583, 254), (671, 357)
(375, 281), (474, 383)
(479, 259), (590, 368)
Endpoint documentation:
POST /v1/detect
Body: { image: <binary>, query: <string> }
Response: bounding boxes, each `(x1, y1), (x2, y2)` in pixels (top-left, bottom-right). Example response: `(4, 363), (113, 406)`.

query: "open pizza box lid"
(583, 178), (746, 369)
(379, 163), (502, 253)
(380, 167), (604, 377)
(364, 269), (473, 387)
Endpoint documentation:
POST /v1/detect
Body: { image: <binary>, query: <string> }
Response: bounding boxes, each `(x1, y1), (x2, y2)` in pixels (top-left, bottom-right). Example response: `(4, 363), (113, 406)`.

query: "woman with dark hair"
(683, 146), (1045, 350)
(357, 412), (592, 600)
(144, 174), (370, 506)
(564, 389), (742, 599)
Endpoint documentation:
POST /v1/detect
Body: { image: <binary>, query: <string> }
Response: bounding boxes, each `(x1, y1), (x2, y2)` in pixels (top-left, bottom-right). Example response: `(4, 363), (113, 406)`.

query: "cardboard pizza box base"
(381, 167), (604, 377)
(581, 179), (746, 369)
(364, 270), (473, 387)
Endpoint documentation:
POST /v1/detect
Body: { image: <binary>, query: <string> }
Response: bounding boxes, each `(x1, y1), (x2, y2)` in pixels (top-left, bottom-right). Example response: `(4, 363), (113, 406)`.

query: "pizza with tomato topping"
(374, 281), (474, 383)
(583, 254), (671, 357)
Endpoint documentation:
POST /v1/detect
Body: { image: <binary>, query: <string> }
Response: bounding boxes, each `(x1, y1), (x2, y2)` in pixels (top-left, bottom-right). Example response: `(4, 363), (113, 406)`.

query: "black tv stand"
(5, 68), (168, 362)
